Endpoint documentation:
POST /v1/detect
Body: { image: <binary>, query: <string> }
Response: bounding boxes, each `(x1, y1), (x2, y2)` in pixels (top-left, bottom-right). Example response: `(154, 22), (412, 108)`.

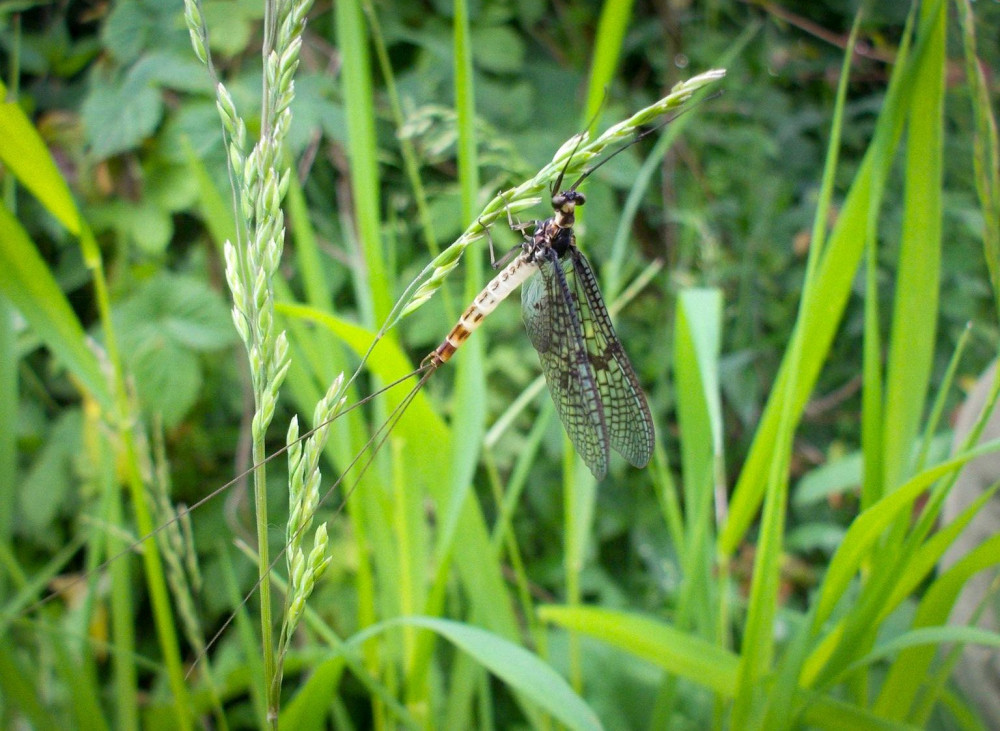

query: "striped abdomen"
(425, 253), (539, 367)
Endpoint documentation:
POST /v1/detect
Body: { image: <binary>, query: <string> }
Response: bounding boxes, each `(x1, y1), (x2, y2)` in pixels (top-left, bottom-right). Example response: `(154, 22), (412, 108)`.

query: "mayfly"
(423, 131), (658, 479)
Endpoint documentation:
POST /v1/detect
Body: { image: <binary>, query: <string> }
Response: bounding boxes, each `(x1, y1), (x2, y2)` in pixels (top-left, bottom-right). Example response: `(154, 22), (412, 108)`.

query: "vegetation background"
(1, 0), (999, 728)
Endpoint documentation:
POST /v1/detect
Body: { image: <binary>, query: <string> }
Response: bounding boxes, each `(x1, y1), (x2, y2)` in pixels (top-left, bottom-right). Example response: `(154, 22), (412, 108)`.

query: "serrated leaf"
(130, 51), (213, 94)
(130, 336), (202, 428)
(145, 162), (199, 212)
(114, 273), (235, 426)
(100, 0), (151, 64)
(82, 73), (163, 159)
(117, 273), (235, 352)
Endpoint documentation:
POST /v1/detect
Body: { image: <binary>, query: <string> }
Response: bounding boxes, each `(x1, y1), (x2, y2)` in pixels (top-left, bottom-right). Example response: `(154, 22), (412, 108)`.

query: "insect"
(424, 137), (656, 479)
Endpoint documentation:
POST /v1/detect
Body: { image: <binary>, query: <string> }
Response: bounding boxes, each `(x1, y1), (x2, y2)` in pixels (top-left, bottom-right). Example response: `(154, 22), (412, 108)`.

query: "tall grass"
(1, 0), (999, 729)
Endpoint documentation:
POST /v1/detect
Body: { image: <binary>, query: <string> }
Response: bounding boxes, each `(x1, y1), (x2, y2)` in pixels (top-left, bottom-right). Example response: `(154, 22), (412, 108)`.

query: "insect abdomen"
(426, 254), (539, 367)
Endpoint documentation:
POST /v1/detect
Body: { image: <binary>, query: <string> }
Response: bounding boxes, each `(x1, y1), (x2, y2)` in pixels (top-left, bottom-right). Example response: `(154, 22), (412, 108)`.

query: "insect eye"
(552, 193), (566, 208)
(575, 192), (586, 205)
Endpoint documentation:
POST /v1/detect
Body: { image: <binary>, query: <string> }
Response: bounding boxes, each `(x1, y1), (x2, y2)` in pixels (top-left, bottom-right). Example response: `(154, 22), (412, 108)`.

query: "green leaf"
(116, 273), (235, 351)
(82, 72), (163, 159)
(470, 25), (525, 74)
(114, 273), (235, 426)
(131, 337), (202, 428)
(131, 51), (214, 94)
(18, 412), (81, 537)
(100, 0), (152, 64)
(350, 616), (602, 731)
(87, 199), (173, 256)
(200, 1), (258, 58)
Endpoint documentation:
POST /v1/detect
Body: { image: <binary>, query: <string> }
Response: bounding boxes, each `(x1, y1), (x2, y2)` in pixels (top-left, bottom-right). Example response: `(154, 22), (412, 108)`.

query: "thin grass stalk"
(149, 424), (228, 729)
(82, 219), (192, 725)
(955, 0), (1000, 320)
(0, 14), (19, 602)
(102, 436), (138, 731)
(184, 0), (315, 719)
(361, 0), (448, 281)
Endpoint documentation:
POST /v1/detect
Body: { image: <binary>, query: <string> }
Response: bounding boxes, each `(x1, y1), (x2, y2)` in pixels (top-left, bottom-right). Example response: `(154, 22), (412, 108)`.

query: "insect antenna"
(550, 93), (610, 195)
(568, 90), (723, 192)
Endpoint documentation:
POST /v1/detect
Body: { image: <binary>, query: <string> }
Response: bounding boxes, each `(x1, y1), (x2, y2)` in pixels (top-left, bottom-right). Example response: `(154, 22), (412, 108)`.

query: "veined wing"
(522, 248), (609, 479)
(568, 248), (654, 468)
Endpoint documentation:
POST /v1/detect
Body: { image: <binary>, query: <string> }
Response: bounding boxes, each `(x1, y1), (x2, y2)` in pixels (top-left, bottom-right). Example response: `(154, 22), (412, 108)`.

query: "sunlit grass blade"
(800, 440), (1000, 685)
(880, 0), (945, 497)
(582, 0), (636, 126)
(672, 288), (724, 637)
(353, 616), (603, 731)
(874, 518), (1000, 720)
(0, 81), (80, 234)
(539, 605), (738, 696)
(0, 208), (109, 409)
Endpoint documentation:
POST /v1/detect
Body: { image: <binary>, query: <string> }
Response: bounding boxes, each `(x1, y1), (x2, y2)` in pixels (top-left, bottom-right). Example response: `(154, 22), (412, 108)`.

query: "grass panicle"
(183, 0), (323, 720)
(396, 69), (726, 323)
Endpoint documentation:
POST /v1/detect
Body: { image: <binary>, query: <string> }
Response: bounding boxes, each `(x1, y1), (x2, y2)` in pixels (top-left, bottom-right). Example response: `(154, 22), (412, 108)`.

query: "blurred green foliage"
(2, 0), (1000, 727)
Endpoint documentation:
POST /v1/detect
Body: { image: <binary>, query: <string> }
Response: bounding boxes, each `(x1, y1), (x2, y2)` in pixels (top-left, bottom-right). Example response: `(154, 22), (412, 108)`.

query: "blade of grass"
(582, 0), (636, 127)
(0, 80), (81, 235)
(874, 504), (1000, 719)
(673, 288), (724, 637)
(0, 208), (110, 410)
(880, 0), (945, 496)
(354, 616), (603, 731)
(0, 300), (13, 599)
(728, 7), (870, 718)
(336, 0), (391, 327)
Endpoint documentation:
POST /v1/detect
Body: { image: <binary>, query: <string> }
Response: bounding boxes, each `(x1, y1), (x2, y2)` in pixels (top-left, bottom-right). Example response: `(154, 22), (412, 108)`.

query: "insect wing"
(522, 251), (609, 479)
(568, 248), (655, 468)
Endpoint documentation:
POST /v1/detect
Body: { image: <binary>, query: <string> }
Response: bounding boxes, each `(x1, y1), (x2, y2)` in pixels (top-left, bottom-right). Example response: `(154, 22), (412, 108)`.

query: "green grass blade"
(336, 0), (391, 326)
(352, 616), (602, 731)
(672, 288), (723, 639)
(874, 523), (1000, 719)
(0, 644), (60, 728)
(539, 605), (739, 696)
(955, 0), (1000, 318)
(583, 0), (636, 125)
(880, 0), (945, 494)
(0, 299), (15, 597)
(0, 207), (110, 409)
(0, 83), (80, 235)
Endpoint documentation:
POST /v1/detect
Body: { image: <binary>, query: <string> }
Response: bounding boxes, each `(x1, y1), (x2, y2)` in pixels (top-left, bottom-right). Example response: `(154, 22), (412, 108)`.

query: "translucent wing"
(522, 248), (609, 479)
(567, 248), (654, 468)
